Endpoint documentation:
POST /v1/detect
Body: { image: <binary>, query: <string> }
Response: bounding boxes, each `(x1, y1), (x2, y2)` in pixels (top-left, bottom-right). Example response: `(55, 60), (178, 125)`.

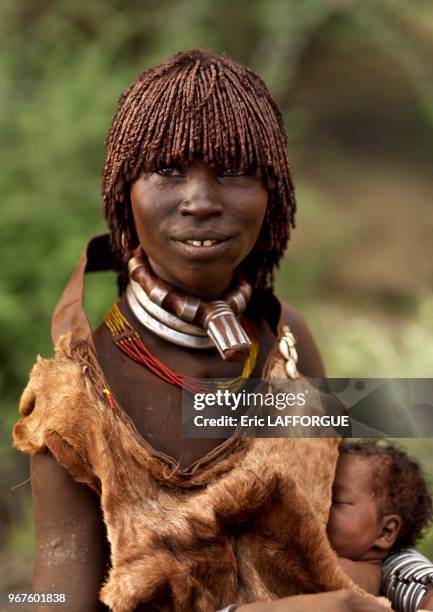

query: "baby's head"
(327, 440), (432, 562)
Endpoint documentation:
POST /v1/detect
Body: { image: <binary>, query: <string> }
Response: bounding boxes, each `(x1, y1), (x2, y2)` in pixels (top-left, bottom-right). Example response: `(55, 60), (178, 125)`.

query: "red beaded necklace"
(103, 302), (259, 394)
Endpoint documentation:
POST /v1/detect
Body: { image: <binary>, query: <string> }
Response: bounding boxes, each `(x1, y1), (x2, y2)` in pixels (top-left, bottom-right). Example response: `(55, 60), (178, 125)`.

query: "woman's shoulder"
(13, 334), (107, 493)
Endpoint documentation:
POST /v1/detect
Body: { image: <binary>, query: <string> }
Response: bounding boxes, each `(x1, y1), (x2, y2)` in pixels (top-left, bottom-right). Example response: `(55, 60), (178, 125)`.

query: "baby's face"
(327, 454), (383, 561)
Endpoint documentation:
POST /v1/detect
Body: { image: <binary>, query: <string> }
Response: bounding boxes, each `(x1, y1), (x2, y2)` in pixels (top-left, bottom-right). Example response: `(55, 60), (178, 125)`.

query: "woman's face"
(130, 160), (267, 299)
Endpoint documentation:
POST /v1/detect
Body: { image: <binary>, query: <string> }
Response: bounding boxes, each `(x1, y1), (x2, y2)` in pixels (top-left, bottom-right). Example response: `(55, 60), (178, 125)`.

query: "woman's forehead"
(143, 154), (259, 171)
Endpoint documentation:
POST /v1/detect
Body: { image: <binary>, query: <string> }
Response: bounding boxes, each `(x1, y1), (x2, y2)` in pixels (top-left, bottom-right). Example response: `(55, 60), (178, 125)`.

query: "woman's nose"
(179, 177), (223, 220)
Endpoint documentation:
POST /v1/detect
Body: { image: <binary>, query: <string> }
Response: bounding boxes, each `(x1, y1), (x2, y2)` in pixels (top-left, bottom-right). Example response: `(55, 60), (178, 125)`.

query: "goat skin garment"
(13, 235), (359, 612)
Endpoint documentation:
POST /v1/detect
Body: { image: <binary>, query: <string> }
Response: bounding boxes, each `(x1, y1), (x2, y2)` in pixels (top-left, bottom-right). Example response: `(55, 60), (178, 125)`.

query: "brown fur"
(14, 334), (362, 612)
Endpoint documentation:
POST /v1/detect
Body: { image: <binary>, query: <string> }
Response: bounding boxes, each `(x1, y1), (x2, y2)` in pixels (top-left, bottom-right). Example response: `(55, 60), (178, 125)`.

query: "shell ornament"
(278, 325), (299, 379)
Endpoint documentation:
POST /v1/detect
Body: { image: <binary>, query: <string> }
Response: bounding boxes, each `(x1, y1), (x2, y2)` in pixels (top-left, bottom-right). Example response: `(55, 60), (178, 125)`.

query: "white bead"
(285, 359), (298, 379)
(283, 332), (296, 347)
(289, 346), (298, 363)
(278, 338), (290, 359)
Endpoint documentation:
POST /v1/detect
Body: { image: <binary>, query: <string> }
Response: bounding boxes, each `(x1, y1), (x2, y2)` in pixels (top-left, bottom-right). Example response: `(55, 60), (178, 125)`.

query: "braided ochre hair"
(102, 49), (296, 291)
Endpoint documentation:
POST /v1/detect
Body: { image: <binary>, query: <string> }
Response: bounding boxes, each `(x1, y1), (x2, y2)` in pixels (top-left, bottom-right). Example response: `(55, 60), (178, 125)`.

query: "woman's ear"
(374, 514), (402, 552)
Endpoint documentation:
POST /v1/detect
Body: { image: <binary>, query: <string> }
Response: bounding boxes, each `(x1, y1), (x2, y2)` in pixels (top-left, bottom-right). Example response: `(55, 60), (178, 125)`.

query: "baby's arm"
(338, 558), (382, 596)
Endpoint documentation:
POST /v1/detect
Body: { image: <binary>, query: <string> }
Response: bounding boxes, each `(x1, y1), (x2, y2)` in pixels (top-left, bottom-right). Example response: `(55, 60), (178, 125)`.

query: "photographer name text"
(193, 414), (350, 428)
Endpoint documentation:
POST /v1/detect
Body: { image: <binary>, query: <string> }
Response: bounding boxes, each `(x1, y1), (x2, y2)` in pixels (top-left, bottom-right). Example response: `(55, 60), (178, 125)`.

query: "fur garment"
(14, 334), (361, 612)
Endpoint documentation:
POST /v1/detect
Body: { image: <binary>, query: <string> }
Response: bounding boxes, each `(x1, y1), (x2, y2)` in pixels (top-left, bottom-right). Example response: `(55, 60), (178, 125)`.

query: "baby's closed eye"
(332, 497), (355, 505)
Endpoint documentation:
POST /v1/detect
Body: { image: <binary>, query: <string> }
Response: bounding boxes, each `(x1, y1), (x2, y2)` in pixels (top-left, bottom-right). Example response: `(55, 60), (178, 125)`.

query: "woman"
(13, 49), (387, 611)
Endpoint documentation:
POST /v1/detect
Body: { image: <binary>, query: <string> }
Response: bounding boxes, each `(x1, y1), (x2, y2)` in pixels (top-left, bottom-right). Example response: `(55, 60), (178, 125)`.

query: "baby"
(327, 440), (433, 609)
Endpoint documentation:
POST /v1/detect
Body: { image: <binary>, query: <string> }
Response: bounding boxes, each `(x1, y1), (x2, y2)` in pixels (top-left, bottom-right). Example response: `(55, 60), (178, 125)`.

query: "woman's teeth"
(184, 239), (219, 247)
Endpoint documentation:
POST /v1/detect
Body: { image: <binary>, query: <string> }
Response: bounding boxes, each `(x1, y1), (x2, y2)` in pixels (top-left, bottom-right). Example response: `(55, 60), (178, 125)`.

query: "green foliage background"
(1, 0), (432, 590)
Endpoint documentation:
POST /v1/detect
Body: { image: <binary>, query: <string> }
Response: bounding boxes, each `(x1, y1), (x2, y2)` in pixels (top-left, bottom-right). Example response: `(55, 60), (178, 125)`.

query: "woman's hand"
(236, 590), (390, 612)
(419, 588), (433, 610)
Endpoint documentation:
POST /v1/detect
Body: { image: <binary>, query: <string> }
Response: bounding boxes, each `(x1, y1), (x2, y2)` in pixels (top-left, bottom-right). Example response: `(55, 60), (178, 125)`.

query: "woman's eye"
(155, 166), (183, 177)
(220, 167), (244, 177)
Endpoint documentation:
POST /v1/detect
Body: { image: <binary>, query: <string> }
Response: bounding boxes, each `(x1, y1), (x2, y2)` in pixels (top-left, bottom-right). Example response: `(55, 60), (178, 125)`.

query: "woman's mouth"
(171, 237), (231, 258)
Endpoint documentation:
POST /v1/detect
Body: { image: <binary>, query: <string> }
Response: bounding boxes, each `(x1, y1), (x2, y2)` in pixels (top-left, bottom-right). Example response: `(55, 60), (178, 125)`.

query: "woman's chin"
(166, 266), (235, 300)
(145, 249), (239, 299)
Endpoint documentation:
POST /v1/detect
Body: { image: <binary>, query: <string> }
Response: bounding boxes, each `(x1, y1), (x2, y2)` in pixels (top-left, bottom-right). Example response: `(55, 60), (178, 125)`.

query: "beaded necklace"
(103, 302), (259, 394)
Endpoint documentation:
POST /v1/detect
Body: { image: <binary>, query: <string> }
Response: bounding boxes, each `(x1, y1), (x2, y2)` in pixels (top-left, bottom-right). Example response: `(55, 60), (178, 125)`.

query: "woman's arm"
(382, 549), (433, 611)
(31, 452), (109, 611)
(234, 590), (389, 611)
(420, 590), (433, 610)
